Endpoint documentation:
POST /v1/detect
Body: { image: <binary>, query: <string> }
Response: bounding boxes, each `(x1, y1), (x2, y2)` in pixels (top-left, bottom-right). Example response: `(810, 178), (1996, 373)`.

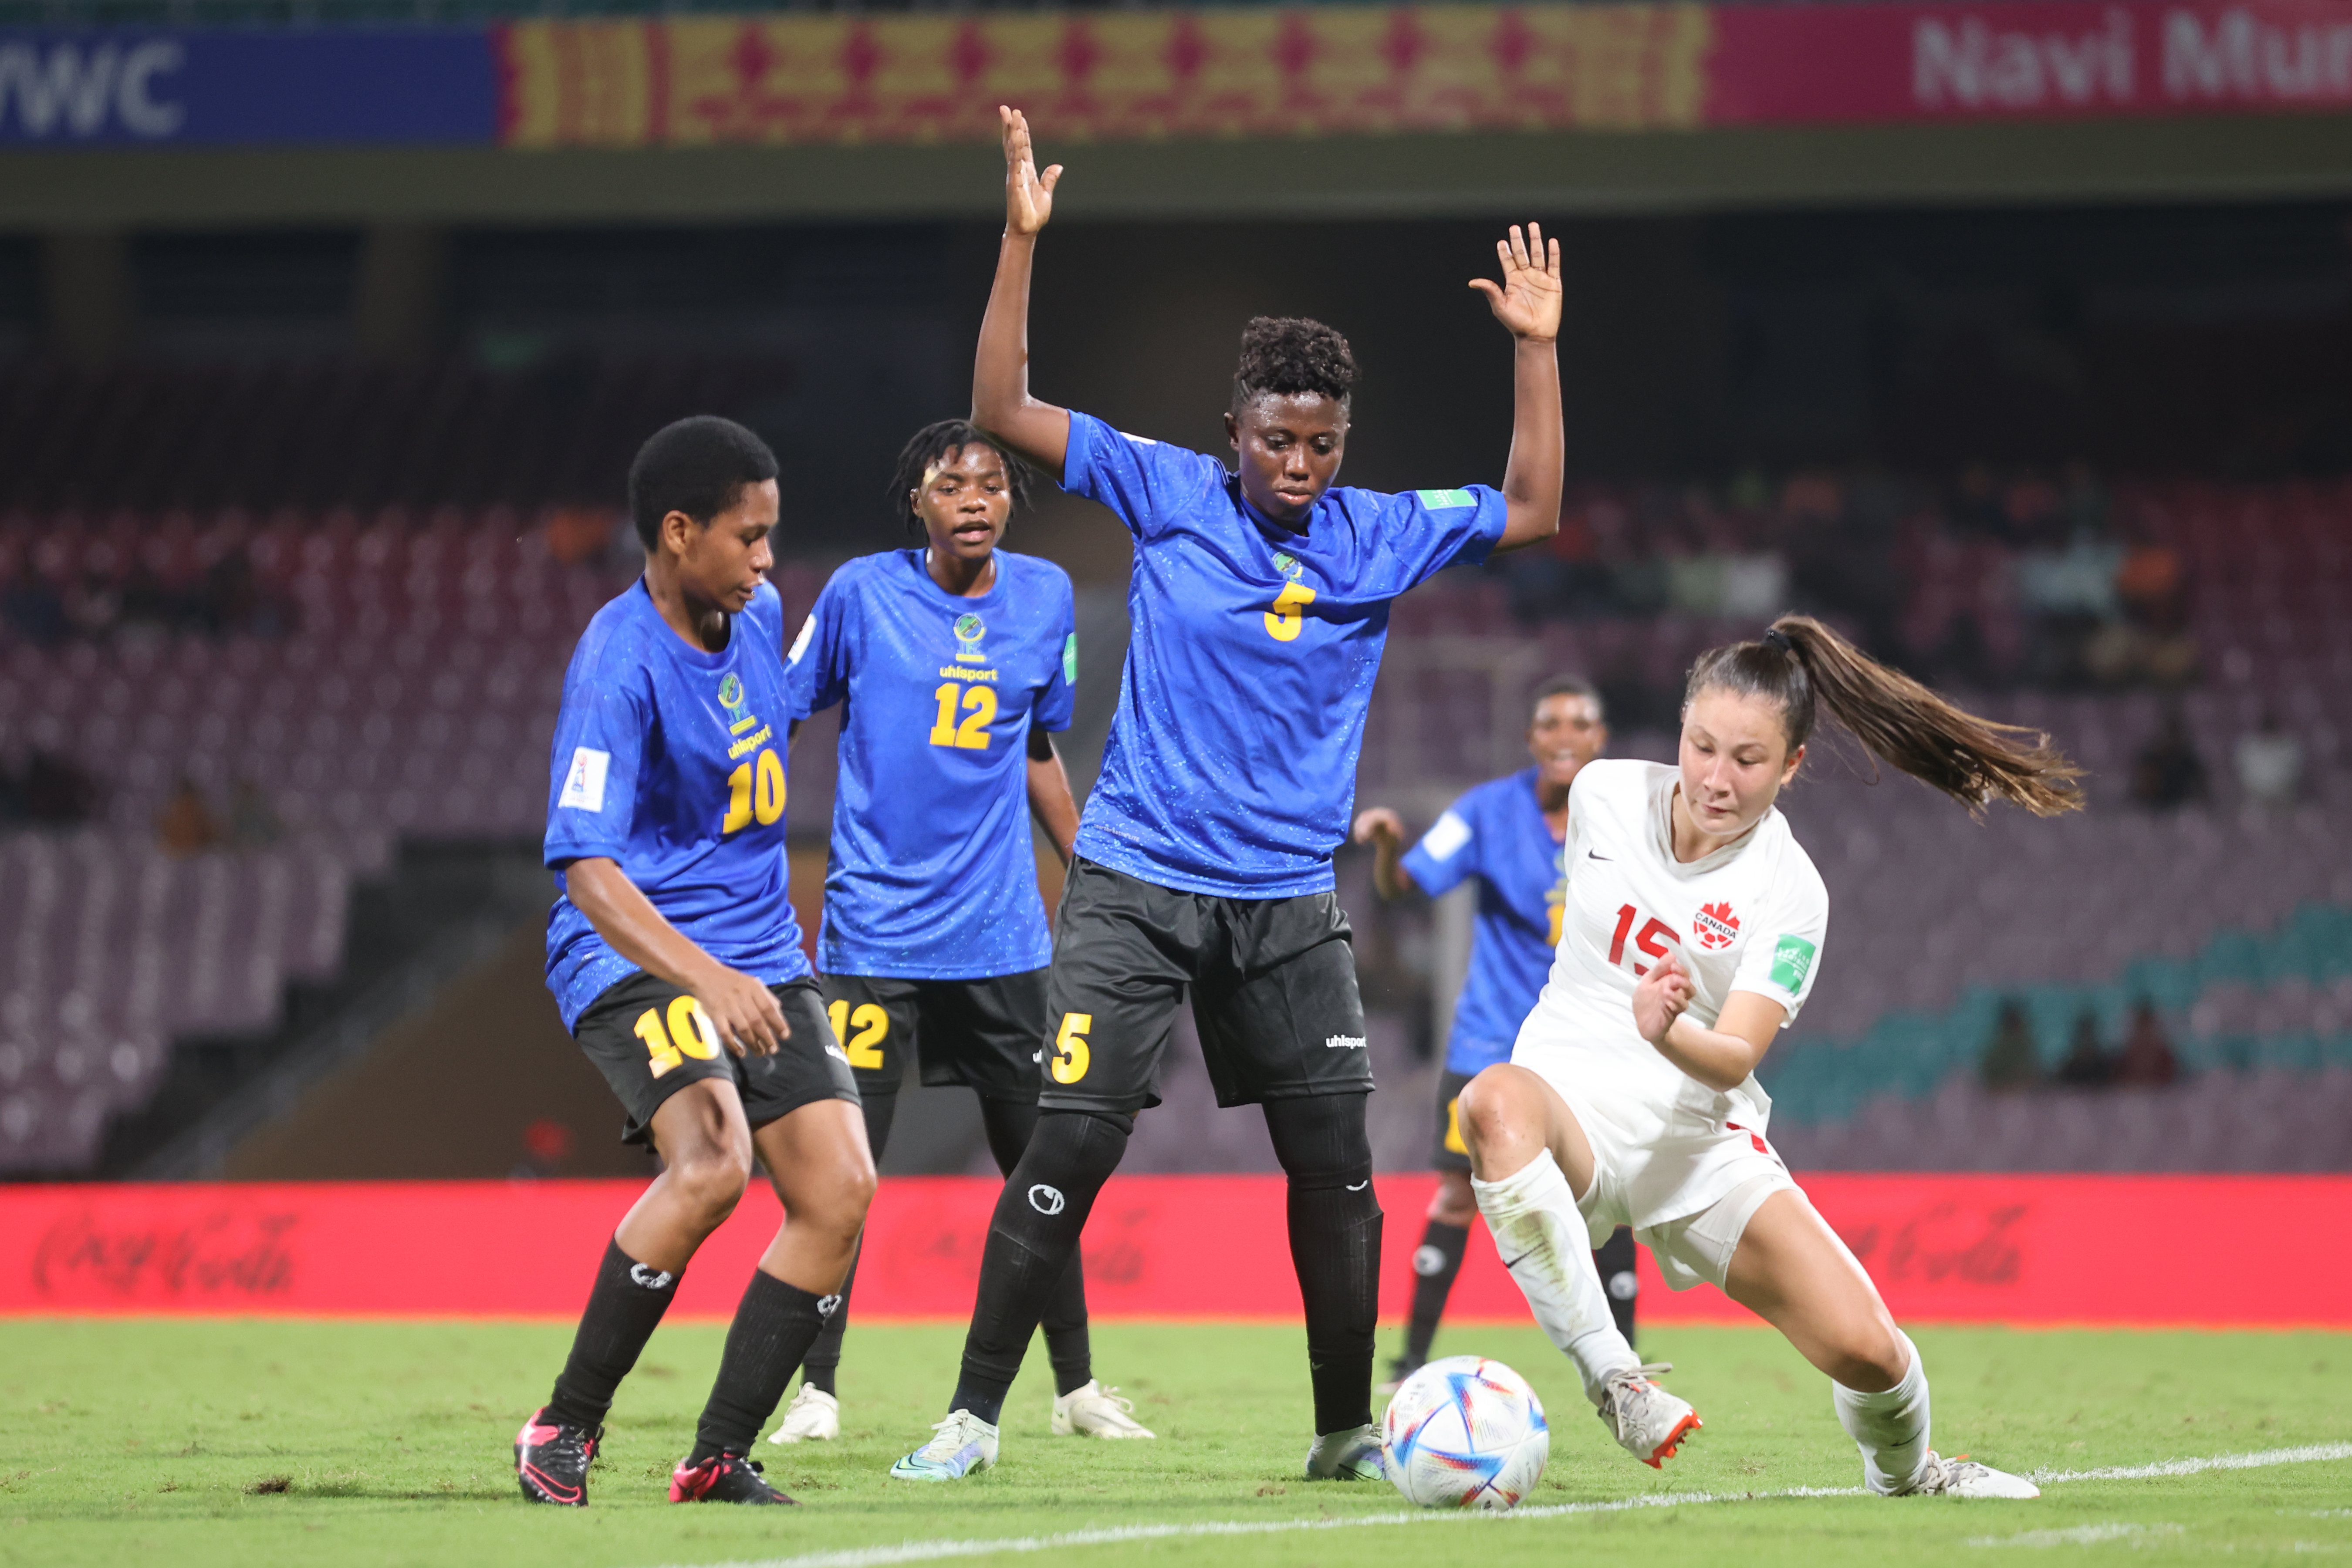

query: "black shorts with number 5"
(820, 969), (1050, 1102)
(1039, 857), (1372, 1115)
(575, 971), (858, 1148)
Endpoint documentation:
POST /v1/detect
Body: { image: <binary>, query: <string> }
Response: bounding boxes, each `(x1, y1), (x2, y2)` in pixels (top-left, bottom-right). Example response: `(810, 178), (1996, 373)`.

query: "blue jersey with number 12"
(1061, 410), (1507, 898)
(541, 578), (809, 1032)
(787, 548), (1076, 979)
(1402, 766), (1567, 1075)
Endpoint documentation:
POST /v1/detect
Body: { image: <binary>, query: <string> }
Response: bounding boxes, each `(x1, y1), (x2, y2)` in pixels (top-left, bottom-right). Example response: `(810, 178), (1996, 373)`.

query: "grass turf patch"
(2, 1318), (2347, 1568)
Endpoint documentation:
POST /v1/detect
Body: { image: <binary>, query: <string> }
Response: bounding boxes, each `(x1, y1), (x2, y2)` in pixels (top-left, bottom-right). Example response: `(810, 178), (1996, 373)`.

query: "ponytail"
(1686, 615), (2082, 818)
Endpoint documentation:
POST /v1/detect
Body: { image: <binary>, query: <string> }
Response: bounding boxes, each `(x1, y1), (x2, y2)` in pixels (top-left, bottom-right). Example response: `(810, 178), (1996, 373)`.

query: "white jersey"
(1514, 759), (1828, 1132)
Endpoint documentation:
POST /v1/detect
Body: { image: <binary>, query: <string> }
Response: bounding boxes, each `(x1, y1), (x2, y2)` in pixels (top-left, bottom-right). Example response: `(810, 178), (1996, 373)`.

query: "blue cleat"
(889, 1410), (1000, 1481)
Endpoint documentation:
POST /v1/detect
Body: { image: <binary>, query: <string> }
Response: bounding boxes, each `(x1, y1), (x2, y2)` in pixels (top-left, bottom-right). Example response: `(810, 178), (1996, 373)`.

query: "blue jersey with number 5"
(1061, 410), (1507, 898)
(543, 577), (809, 1032)
(786, 548), (1076, 979)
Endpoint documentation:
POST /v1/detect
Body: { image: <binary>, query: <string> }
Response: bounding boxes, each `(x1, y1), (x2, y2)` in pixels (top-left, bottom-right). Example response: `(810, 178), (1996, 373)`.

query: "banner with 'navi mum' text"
(0, 1), (2346, 148)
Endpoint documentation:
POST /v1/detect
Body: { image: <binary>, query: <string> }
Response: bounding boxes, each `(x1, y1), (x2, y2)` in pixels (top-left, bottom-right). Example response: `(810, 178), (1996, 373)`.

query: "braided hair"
(887, 419), (1032, 539)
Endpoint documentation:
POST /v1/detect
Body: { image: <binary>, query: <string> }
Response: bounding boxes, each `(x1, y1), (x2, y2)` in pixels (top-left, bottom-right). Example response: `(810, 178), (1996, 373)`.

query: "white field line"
(664, 1443), (2352, 1568)
(1965, 1522), (2184, 1547)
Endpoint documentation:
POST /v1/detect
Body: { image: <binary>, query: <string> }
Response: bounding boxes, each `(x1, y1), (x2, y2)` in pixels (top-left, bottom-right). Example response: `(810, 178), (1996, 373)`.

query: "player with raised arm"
(513, 417), (876, 1509)
(1456, 616), (2079, 1497)
(768, 419), (1150, 1446)
(885, 106), (1565, 1484)
(1351, 676), (1636, 1391)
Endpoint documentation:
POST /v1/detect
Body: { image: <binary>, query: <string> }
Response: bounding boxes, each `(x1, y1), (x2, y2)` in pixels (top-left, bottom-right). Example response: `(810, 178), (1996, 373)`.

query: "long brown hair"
(1686, 615), (2083, 818)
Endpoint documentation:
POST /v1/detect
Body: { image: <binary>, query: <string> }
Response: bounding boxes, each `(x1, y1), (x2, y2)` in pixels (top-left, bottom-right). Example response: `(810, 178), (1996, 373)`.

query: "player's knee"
(1824, 1315), (1909, 1393)
(670, 1147), (753, 1227)
(1455, 1068), (1535, 1163)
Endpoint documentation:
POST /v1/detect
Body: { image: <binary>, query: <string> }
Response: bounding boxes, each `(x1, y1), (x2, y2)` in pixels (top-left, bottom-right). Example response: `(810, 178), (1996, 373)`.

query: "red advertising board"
(5, 1173), (2346, 1326)
(1710, 0), (2352, 126)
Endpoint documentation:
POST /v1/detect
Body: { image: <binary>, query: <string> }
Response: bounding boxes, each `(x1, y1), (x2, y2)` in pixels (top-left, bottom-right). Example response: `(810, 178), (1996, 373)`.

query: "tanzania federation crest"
(1272, 551), (1306, 581)
(717, 672), (747, 717)
(953, 612), (988, 663)
(1693, 901), (1740, 951)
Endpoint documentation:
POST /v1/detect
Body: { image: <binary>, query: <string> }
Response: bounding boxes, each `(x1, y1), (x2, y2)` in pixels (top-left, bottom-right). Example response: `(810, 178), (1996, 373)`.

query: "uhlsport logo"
(1027, 1183), (1065, 1215)
(1693, 900), (1740, 951)
(953, 611), (988, 663)
(1324, 1034), (1368, 1050)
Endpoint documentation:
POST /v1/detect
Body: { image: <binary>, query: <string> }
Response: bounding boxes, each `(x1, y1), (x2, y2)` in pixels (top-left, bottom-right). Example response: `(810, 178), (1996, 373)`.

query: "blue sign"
(0, 31), (498, 146)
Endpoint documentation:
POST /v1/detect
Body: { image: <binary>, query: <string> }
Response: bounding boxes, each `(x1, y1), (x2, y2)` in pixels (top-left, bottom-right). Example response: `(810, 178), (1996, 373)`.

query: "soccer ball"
(1380, 1354), (1550, 1511)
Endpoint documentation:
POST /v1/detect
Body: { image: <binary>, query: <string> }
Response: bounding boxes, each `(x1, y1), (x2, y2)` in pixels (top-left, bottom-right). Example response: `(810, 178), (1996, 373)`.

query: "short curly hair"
(1232, 316), (1356, 411)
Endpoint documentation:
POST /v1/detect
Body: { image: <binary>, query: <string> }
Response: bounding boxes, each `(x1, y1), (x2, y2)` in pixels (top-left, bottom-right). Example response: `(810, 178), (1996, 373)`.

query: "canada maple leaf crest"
(1693, 900), (1739, 951)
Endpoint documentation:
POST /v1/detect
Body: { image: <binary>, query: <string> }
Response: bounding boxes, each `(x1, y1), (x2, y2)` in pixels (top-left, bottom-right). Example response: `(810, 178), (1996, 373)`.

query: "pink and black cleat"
(670, 1452), (797, 1505)
(515, 1407), (599, 1506)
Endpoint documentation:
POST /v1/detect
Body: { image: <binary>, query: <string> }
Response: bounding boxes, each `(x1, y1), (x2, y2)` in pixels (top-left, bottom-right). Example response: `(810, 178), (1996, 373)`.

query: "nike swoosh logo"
(1346, 1180), (1369, 1192)
(1587, 850), (1612, 861)
(1500, 1250), (1534, 1271)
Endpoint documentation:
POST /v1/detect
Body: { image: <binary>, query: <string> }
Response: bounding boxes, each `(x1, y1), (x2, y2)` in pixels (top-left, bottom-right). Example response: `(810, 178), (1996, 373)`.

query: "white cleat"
(1892, 1451), (2041, 1499)
(889, 1409), (999, 1482)
(1303, 1422), (1384, 1481)
(766, 1383), (838, 1444)
(1051, 1379), (1156, 1439)
(1596, 1362), (1702, 1469)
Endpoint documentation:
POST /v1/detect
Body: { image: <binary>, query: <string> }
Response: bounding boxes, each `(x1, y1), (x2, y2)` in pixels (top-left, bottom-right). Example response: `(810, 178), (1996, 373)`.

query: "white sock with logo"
(1833, 1332), (1931, 1495)
(1471, 1148), (1639, 1405)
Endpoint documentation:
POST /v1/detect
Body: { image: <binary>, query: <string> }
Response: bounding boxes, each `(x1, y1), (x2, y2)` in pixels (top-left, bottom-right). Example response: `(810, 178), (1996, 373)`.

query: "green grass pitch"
(3, 1318), (2348, 1568)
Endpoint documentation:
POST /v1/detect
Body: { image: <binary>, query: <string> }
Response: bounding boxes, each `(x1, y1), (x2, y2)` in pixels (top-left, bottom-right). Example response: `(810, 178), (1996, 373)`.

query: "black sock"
(800, 1089), (896, 1400)
(691, 1270), (839, 1462)
(545, 1237), (680, 1432)
(1266, 1093), (1382, 1436)
(981, 1096), (1094, 1398)
(952, 1108), (1131, 1425)
(1596, 1225), (1639, 1349)
(1402, 1218), (1470, 1367)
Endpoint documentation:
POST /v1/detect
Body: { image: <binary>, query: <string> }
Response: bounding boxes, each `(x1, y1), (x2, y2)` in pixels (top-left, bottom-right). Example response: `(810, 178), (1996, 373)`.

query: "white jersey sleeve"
(1726, 849), (1828, 1026)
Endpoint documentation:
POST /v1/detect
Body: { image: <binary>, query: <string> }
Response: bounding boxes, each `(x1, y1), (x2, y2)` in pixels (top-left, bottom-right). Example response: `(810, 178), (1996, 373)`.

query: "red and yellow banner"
(494, 0), (2352, 150)
(497, 7), (1713, 147)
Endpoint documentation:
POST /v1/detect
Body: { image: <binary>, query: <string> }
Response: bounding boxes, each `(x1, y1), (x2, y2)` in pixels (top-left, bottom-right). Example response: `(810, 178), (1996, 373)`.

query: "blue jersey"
(542, 577), (809, 1032)
(1402, 767), (1567, 1075)
(787, 548), (1076, 979)
(1061, 411), (1507, 897)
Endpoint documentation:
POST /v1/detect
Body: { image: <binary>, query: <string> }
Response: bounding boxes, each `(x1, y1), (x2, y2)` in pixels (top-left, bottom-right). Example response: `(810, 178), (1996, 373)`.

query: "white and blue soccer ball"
(1380, 1354), (1550, 1511)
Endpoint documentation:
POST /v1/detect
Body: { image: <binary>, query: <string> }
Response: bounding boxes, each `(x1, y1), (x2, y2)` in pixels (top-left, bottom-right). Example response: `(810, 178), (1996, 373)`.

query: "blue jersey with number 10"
(1402, 767), (1567, 1076)
(1061, 410), (1507, 898)
(542, 578), (809, 1032)
(787, 548), (1076, 979)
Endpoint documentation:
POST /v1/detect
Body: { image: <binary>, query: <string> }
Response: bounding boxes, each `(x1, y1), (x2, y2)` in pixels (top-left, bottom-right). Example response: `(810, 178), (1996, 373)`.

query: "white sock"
(1471, 1148), (1639, 1405)
(1833, 1332), (1930, 1494)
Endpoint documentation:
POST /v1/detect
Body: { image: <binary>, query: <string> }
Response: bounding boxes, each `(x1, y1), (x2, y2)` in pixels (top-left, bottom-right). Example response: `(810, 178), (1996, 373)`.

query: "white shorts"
(1516, 1049), (1797, 1293)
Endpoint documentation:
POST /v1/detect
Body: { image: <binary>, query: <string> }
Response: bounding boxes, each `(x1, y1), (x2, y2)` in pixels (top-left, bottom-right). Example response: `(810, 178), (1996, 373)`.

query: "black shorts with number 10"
(1039, 856), (1372, 1114)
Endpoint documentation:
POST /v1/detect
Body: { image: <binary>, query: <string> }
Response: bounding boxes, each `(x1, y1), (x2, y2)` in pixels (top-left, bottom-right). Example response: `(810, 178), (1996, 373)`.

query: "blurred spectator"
(544, 507), (618, 567)
(1980, 998), (2043, 1093)
(228, 778), (285, 848)
(13, 750), (100, 826)
(2055, 1012), (2113, 1088)
(1, 572), (68, 647)
(2233, 709), (2304, 811)
(2112, 1002), (2180, 1088)
(155, 777), (222, 856)
(511, 1118), (577, 1181)
(2129, 709), (2207, 810)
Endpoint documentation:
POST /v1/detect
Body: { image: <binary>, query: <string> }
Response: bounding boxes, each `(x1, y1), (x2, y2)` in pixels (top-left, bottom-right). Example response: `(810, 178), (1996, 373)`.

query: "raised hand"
(1351, 806), (1406, 847)
(1001, 105), (1062, 238)
(1469, 222), (1563, 344)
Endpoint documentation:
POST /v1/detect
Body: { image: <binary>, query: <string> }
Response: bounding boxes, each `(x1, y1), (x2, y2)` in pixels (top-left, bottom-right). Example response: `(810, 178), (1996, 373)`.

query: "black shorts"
(821, 970), (1049, 1102)
(1039, 856), (1372, 1116)
(575, 971), (858, 1148)
(1433, 1067), (1475, 1172)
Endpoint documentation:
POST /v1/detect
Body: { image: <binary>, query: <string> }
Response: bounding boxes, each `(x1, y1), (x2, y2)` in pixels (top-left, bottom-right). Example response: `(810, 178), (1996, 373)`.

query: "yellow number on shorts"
(635, 997), (716, 1078)
(1548, 900), (1565, 948)
(827, 999), (889, 1071)
(634, 1008), (682, 1078)
(1264, 580), (1317, 642)
(1051, 1011), (1092, 1085)
(928, 682), (997, 750)
(1443, 1097), (1469, 1156)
